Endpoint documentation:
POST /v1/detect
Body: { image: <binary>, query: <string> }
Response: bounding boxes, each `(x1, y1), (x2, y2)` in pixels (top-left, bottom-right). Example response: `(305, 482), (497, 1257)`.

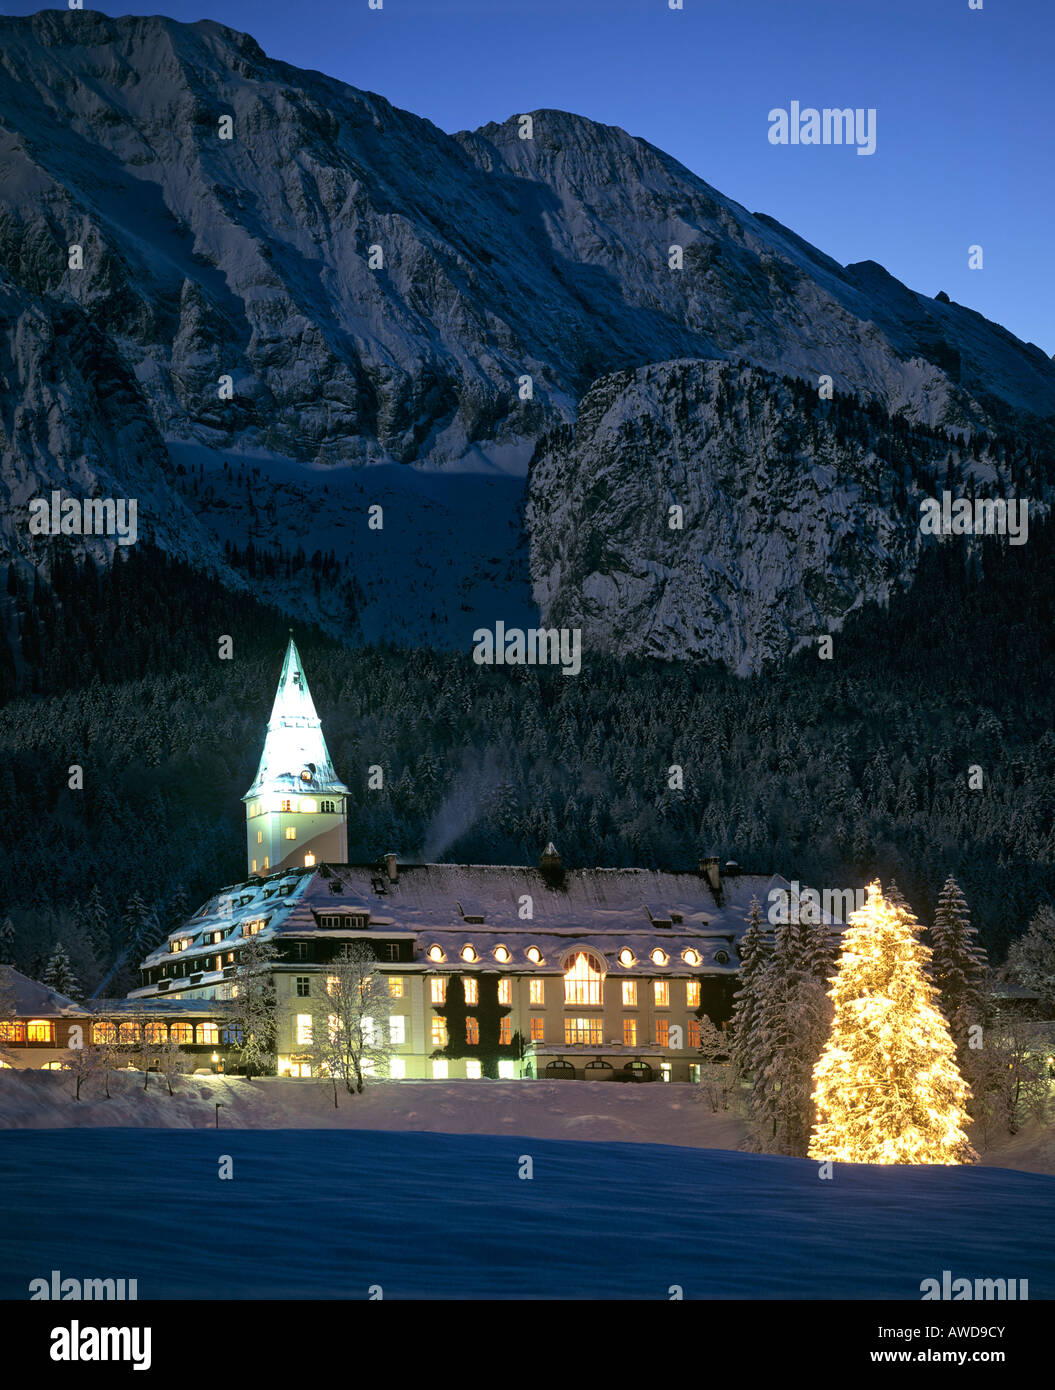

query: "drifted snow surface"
(1, 1073), (1052, 1299)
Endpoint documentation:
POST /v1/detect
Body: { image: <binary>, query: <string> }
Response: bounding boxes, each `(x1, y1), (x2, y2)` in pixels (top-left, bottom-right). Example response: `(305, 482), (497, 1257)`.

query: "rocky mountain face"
(528, 359), (1051, 673)
(0, 11), (1052, 668)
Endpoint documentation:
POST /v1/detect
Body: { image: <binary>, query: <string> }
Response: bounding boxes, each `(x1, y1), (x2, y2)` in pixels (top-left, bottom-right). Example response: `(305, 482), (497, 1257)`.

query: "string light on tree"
(808, 881), (976, 1166)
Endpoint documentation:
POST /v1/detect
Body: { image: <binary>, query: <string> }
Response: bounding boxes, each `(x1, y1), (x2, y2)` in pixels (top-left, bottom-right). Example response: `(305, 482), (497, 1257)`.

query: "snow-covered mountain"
(1, 11), (1052, 665)
(528, 359), (1050, 672)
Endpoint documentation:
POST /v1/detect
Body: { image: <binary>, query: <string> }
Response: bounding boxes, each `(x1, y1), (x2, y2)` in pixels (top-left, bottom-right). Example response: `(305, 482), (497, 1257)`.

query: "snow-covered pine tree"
(729, 895), (769, 1084)
(929, 875), (988, 1055)
(809, 881), (976, 1165)
(0, 915), (15, 966)
(43, 941), (80, 1000)
(1006, 904), (1055, 1014)
(753, 914), (831, 1156)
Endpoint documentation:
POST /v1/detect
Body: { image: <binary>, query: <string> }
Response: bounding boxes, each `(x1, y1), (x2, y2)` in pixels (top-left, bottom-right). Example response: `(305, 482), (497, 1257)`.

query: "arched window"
(143, 1022), (167, 1044)
(546, 1059), (576, 1079)
(563, 951), (605, 1006)
(169, 1023), (193, 1045)
(118, 1022), (139, 1045)
(92, 1022), (117, 1045)
(198, 1022), (219, 1045)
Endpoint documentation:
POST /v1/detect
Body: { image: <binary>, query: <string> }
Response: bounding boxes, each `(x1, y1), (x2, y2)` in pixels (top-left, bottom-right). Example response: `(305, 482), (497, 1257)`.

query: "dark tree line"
(0, 516), (1053, 995)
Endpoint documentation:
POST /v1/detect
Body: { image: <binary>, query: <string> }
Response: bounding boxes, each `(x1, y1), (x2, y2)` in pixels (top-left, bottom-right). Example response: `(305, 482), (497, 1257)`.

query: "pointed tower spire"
(242, 638), (349, 875)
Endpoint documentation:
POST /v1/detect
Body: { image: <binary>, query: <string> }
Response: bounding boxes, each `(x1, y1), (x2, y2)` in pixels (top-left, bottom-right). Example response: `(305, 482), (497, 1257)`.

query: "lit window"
(687, 980), (700, 1007)
(298, 798), (317, 813)
(623, 1018), (637, 1046)
(461, 945), (477, 963)
(252, 860), (258, 873)
(170, 1023), (193, 1045)
(466, 1018), (480, 1045)
(654, 981), (669, 1007)
(390, 1057), (406, 1080)
(655, 1018), (670, 1046)
(683, 948), (701, 967)
(494, 946), (510, 963)
(530, 1017), (544, 1041)
(526, 946), (541, 964)
(431, 1016), (447, 1047)
(688, 1020), (701, 1047)
(118, 1022), (139, 1044)
(463, 977), (478, 1005)
(660, 1062), (672, 1082)
(498, 978), (512, 1005)
(465, 1059), (482, 1079)
(296, 977), (310, 997)
(144, 1022), (167, 1044)
(388, 976), (404, 998)
(27, 1020), (53, 1043)
(199, 1022), (219, 1045)
(565, 1017), (604, 1045)
(529, 979), (545, 1006)
(564, 951), (604, 1006)
(296, 1014), (312, 1045)
(618, 948), (634, 967)
(651, 948), (668, 966)
(257, 831), (263, 844)
(499, 1017), (512, 1045)
(428, 945), (444, 962)
(244, 920), (263, 936)
(622, 980), (637, 1007)
(304, 852), (315, 867)
(432, 1059), (448, 1079)
(498, 1060), (515, 1079)
(281, 800), (292, 812)
(0, 1023), (25, 1043)
(263, 857), (269, 870)
(430, 977), (446, 1005)
(285, 828), (296, 841)
(92, 1022), (117, 1044)
(389, 1016), (405, 1044)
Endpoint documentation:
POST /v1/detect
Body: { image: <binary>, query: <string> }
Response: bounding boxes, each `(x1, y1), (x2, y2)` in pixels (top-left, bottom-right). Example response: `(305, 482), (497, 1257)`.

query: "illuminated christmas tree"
(808, 881), (976, 1165)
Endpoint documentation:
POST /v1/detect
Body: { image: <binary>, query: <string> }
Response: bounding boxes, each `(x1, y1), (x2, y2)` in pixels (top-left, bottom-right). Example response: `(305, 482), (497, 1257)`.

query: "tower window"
(321, 800), (335, 813)
(257, 832), (263, 844)
(285, 828), (296, 840)
(281, 800), (292, 812)
(296, 977), (310, 997)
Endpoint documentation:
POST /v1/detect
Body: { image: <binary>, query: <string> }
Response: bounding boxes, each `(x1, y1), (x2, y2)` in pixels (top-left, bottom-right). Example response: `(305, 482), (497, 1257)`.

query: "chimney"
(699, 856), (721, 895)
(724, 860), (741, 877)
(385, 852), (398, 884)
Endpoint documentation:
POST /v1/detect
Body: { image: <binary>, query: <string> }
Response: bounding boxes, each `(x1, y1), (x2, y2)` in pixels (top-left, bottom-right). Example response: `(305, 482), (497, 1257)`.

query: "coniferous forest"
(0, 518), (1053, 997)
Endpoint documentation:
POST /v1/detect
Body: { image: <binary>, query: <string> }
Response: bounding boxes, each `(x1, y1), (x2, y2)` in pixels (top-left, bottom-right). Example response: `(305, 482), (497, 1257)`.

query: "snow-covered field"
(2, 1074), (1052, 1298)
(1, 1125), (1052, 1300)
(1, 1070), (1052, 1174)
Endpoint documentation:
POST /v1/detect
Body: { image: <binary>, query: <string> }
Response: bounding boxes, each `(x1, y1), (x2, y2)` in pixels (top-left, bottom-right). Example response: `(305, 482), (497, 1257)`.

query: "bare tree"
(309, 943), (393, 1095)
(695, 1015), (732, 1113)
(963, 1012), (1051, 1144)
(155, 1035), (191, 1096)
(229, 935), (279, 1077)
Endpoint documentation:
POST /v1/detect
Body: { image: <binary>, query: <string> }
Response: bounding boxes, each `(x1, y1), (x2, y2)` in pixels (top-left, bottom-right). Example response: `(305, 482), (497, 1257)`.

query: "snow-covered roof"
(0, 967), (89, 1017)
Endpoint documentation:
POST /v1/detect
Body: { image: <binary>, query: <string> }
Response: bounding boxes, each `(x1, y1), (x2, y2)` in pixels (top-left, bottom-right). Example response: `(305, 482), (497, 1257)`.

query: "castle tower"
(242, 636), (349, 875)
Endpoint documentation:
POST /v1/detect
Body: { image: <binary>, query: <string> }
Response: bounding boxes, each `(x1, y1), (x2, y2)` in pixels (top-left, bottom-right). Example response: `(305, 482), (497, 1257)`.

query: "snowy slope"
(1, 1124), (1052, 1299)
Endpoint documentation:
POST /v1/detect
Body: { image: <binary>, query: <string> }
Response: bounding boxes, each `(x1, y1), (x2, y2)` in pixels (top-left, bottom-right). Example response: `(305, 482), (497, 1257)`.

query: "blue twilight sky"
(7, 0), (1054, 353)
